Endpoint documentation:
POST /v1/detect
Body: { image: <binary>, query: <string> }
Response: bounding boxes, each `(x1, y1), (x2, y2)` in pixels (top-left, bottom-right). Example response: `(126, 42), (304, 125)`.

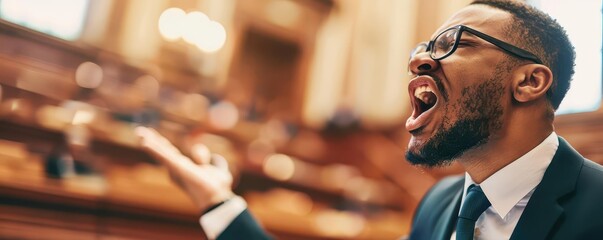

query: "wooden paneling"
(555, 108), (603, 164)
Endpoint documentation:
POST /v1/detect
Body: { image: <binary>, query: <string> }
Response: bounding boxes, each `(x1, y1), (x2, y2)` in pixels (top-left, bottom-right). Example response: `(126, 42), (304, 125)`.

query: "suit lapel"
(434, 187), (462, 240)
(510, 137), (583, 240)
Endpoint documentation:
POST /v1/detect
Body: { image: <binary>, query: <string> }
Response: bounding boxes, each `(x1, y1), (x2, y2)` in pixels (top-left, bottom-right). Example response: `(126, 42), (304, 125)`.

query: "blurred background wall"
(0, 0), (600, 239)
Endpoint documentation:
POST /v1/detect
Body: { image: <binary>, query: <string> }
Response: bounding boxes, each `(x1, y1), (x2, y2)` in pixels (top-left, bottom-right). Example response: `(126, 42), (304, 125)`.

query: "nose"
(408, 51), (439, 75)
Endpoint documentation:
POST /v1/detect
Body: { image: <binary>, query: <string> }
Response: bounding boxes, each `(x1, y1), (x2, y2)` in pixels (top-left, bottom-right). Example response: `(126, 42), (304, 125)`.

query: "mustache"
(418, 73), (448, 101)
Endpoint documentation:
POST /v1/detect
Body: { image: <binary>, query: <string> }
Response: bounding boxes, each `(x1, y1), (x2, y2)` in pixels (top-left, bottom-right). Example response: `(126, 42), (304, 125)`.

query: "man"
(136, 0), (603, 239)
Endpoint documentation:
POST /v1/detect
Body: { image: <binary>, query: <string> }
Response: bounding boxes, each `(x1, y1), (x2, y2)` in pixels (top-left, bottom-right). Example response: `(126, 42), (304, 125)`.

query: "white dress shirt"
(451, 132), (559, 240)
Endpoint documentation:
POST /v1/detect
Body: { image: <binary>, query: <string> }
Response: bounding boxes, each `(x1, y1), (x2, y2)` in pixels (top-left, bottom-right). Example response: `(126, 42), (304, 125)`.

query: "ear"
(512, 64), (553, 103)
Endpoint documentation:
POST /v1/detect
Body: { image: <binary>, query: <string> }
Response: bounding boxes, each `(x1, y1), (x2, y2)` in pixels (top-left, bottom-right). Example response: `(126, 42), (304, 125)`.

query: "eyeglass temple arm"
(465, 28), (543, 64)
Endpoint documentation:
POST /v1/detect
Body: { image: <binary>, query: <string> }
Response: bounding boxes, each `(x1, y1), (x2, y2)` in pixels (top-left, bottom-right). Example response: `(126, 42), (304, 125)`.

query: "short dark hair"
(471, 0), (576, 110)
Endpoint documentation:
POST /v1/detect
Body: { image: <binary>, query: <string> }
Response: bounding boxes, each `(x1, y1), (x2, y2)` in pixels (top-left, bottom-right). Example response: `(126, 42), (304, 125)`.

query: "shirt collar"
(462, 132), (559, 219)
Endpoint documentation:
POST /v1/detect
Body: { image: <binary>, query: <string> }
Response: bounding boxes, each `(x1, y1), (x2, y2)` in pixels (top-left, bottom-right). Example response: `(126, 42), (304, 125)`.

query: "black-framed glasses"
(410, 25), (543, 64)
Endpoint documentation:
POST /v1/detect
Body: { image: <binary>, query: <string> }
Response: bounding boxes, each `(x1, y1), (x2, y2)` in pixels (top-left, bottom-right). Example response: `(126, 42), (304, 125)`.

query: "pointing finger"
(135, 126), (196, 170)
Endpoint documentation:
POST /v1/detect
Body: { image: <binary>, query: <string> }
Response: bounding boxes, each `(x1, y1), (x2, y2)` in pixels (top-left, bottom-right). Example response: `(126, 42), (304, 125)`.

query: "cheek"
(437, 56), (507, 118)
(440, 62), (487, 96)
(441, 60), (503, 101)
(439, 94), (465, 127)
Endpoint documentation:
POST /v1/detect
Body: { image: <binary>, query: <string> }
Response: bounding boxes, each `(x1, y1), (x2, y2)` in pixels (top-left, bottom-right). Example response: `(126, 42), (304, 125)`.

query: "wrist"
(202, 197), (231, 215)
(200, 191), (235, 214)
(199, 188), (236, 209)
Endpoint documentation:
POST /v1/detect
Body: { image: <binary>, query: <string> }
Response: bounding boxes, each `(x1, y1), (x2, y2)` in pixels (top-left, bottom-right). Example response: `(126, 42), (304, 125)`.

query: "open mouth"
(412, 85), (437, 118)
(406, 77), (440, 132)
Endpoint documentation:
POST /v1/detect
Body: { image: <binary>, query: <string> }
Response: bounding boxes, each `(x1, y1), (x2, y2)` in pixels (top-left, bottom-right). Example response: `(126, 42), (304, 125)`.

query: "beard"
(405, 63), (509, 167)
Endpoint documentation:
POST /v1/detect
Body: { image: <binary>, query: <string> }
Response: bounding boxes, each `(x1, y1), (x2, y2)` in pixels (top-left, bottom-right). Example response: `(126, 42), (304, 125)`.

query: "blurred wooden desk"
(0, 123), (205, 240)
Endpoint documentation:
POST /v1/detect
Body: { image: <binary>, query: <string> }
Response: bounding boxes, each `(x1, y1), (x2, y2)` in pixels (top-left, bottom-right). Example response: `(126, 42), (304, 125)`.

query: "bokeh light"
(263, 153), (295, 181)
(182, 11), (210, 44)
(75, 62), (103, 89)
(158, 7), (186, 41)
(208, 100), (239, 130)
(195, 20), (227, 53)
(314, 210), (365, 237)
(158, 8), (227, 53)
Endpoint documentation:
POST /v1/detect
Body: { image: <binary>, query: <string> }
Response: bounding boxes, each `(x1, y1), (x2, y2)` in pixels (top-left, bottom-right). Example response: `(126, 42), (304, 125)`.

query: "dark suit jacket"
(409, 137), (603, 240)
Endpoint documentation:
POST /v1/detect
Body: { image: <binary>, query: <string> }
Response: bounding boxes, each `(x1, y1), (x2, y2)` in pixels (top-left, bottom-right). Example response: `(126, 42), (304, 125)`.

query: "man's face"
(405, 5), (516, 167)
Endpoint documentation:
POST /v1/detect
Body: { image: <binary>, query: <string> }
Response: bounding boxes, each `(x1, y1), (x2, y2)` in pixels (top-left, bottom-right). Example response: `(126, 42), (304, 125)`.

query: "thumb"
(190, 144), (211, 165)
(211, 154), (230, 172)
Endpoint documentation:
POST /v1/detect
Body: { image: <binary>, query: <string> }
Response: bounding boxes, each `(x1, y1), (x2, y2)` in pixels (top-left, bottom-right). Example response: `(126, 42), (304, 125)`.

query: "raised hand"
(135, 126), (234, 212)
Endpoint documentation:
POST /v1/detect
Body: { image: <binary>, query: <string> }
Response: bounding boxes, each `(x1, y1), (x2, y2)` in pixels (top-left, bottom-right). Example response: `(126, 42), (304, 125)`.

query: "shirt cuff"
(199, 195), (247, 240)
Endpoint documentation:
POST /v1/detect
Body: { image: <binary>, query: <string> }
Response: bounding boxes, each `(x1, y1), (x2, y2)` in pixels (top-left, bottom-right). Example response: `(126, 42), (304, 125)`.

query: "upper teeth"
(414, 85), (433, 98)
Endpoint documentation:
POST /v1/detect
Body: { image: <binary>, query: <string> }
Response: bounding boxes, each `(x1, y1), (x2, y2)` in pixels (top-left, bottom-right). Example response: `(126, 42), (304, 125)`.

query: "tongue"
(407, 91), (438, 131)
(418, 92), (437, 109)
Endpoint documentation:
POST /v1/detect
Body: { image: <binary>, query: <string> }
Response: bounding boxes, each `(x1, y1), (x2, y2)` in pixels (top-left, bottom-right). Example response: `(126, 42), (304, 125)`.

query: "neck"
(458, 115), (554, 183)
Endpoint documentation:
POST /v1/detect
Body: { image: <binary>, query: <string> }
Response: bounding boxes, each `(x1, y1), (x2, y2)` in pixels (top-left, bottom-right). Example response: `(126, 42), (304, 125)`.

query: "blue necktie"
(456, 185), (491, 240)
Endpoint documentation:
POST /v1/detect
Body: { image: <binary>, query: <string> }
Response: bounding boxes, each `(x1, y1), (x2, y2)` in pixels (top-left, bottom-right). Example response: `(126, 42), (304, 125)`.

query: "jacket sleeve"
(217, 209), (273, 240)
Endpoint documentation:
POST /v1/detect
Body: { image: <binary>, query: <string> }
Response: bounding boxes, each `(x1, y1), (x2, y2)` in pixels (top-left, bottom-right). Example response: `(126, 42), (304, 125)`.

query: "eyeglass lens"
(409, 27), (460, 60)
(432, 28), (459, 59)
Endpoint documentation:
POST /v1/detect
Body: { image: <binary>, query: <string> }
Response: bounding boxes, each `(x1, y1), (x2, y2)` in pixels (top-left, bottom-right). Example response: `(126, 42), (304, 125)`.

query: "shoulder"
(576, 158), (603, 192)
(556, 137), (603, 190)
(571, 147), (603, 191)
(556, 139), (603, 201)
(558, 158), (603, 234)
(581, 158), (603, 176)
